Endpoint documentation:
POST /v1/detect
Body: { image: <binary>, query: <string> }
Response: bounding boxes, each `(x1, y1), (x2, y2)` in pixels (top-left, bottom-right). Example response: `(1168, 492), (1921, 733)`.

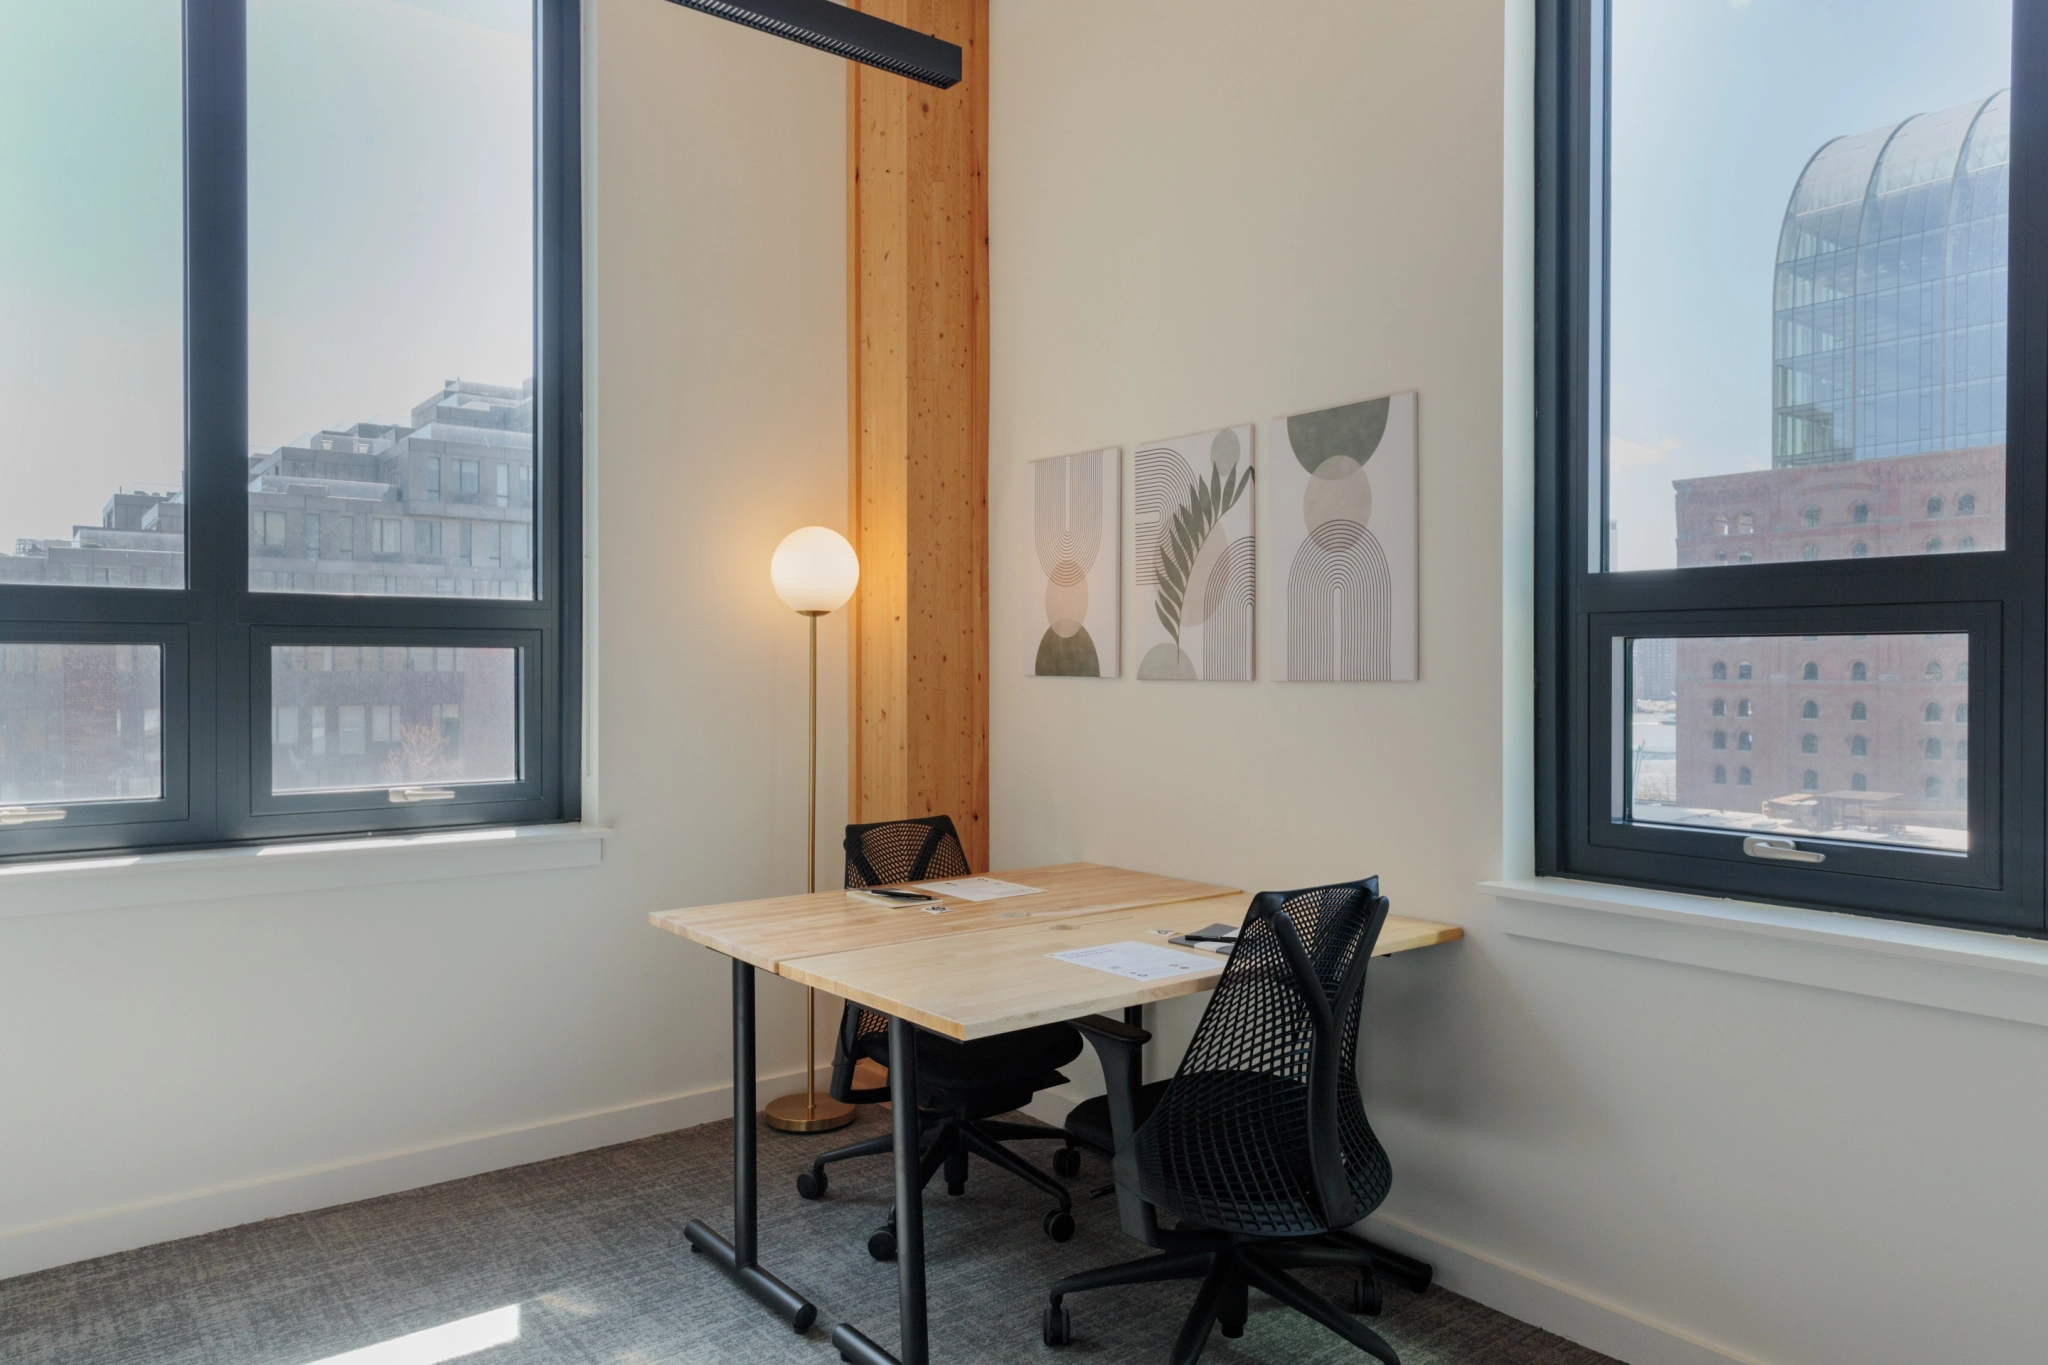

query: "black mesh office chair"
(795, 815), (1084, 1259)
(1042, 877), (1409, 1365)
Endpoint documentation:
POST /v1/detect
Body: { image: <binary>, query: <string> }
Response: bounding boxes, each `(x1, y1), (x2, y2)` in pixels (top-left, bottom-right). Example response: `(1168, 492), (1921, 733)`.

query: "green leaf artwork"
(1155, 463), (1253, 647)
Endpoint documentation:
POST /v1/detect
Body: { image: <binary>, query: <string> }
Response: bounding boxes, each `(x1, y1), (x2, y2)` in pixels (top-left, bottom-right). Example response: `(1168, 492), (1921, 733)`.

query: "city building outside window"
(0, 1), (581, 860)
(1538, 0), (2039, 932)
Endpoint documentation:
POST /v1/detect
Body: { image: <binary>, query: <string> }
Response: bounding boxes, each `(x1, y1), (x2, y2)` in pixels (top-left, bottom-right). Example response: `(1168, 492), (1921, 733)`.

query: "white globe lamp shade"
(770, 526), (860, 614)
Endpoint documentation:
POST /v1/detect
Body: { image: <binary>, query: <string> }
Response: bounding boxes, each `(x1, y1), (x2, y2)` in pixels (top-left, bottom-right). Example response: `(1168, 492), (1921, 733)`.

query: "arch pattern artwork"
(1264, 391), (1419, 680)
(1134, 426), (1255, 681)
(1287, 520), (1392, 680)
(1027, 448), (1120, 676)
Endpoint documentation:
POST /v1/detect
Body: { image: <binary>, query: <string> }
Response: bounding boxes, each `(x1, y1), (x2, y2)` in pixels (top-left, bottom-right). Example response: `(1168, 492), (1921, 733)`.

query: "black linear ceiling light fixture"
(664, 0), (962, 88)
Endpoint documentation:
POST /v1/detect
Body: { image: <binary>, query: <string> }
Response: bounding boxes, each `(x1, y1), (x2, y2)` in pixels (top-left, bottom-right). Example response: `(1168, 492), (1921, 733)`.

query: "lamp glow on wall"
(763, 526), (861, 1134)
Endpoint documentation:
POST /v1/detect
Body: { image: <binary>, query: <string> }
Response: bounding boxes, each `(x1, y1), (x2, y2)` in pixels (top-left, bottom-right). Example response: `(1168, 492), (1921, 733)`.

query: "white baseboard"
(1359, 1214), (1765, 1365)
(0, 1064), (827, 1283)
(1024, 1083), (1760, 1365)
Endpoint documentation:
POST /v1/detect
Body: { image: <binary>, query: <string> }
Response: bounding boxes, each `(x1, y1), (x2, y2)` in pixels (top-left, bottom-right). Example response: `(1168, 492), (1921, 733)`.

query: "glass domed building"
(1773, 91), (2008, 467)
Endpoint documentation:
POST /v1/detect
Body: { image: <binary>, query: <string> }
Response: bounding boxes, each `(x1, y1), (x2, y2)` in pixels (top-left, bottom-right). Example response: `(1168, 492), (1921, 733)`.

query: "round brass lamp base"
(764, 1092), (858, 1133)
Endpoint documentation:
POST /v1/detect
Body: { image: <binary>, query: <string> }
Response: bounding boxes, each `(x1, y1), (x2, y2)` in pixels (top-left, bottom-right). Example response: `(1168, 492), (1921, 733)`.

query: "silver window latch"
(388, 787), (457, 803)
(0, 806), (67, 826)
(1744, 836), (1824, 864)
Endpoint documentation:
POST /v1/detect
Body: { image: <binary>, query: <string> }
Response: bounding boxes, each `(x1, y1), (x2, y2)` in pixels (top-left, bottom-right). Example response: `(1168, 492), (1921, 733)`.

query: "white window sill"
(1484, 877), (2048, 1030)
(0, 823), (608, 921)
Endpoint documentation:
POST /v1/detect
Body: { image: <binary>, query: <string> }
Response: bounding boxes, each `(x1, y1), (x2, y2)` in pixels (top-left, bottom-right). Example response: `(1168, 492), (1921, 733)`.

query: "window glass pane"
(269, 646), (518, 794)
(0, 644), (164, 805)
(247, 0), (534, 600)
(0, 4), (185, 589)
(1608, 2), (2010, 571)
(1629, 634), (1969, 852)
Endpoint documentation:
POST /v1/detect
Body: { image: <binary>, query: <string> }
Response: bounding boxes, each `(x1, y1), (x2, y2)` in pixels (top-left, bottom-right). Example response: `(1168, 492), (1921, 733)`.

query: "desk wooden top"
(647, 863), (1239, 972)
(778, 893), (1463, 1040)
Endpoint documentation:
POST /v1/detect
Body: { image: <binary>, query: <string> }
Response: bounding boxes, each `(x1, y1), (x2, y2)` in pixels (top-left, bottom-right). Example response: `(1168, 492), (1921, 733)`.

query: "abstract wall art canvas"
(1134, 425), (1255, 681)
(1028, 447), (1121, 677)
(1264, 392), (1418, 681)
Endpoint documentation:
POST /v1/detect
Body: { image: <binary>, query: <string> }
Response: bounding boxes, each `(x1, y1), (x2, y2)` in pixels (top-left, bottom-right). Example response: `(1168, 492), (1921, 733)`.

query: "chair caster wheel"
(1042, 1302), (1072, 1346)
(1351, 1272), (1383, 1316)
(1043, 1209), (1075, 1242)
(1052, 1147), (1081, 1177)
(796, 1168), (827, 1200)
(868, 1226), (897, 1261)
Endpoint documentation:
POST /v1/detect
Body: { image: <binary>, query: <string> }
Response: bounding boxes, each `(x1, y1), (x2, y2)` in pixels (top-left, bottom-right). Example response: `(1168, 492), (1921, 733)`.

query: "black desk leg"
(831, 1014), (927, 1365)
(683, 958), (818, 1333)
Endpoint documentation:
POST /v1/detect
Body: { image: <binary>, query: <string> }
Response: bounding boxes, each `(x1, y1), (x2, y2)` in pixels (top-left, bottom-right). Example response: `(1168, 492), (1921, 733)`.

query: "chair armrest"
(1071, 1015), (1162, 1247)
(1072, 1013), (1151, 1047)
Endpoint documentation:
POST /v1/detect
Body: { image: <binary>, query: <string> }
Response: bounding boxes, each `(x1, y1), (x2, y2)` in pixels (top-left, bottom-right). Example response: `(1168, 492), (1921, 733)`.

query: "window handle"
(388, 787), (457, 804)
(1744, 836), (1824, 865)
(0, 806), (68, 826)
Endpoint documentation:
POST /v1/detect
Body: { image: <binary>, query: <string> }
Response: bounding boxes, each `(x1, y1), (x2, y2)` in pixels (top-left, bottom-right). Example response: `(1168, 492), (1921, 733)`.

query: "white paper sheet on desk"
(913, 876), (1041, 902)
(1050, 941), (1220, 982)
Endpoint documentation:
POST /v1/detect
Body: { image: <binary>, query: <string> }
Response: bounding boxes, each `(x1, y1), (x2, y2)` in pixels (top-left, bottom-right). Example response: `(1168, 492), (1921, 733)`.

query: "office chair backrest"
(844, 815), (970, 889)
(832, 816), (974, 1099)
(1130, 876), (1390, 1238)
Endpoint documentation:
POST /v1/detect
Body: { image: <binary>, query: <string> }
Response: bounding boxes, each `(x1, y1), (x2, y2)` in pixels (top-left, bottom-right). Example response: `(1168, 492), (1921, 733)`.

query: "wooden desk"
(782, 893), (1461, 1041)
(650, 862), (1236, 971)
(650, 864), (1235, 1349)
(651, 869), (1461, 1365)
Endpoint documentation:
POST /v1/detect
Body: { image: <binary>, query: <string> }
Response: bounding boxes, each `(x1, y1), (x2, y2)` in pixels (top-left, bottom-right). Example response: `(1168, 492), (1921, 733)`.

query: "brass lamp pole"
(763, 527), (859, 1134)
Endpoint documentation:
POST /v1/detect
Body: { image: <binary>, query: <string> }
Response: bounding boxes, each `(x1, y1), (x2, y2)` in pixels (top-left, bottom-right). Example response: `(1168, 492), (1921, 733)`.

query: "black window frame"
(0, 0), (582, 862)
(1535, 0), (2047, 934)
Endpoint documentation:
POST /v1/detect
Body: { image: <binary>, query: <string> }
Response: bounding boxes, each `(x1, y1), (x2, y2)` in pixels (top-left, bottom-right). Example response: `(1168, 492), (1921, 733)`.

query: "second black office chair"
(795, 815), (1084, 1259)
(1043, 877), (1408, 1365)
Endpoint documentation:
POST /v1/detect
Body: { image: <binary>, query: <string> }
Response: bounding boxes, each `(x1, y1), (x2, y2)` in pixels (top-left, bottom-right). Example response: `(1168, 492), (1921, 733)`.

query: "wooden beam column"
(847, 0), (990, 868)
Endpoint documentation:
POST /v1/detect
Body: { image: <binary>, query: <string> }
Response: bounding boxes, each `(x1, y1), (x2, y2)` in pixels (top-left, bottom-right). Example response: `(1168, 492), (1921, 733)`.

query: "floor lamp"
(763, 526), (861, 1134)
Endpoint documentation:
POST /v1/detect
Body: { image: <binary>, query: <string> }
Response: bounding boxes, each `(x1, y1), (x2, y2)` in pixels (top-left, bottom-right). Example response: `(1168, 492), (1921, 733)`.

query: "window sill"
(1484, 877), (2048, 1030)
(0, 823), (608, 921)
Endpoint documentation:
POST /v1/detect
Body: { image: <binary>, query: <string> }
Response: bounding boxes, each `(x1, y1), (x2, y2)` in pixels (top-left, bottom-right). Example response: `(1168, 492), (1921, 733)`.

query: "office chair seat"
(856, 1020), (1082, 1098)
(1062, 1079), (1169, 1158)
(1132, 1070), (1390, 1238)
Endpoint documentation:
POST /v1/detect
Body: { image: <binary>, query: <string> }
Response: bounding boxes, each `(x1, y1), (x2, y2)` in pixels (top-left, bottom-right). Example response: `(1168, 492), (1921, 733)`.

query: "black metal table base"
(688, 959), (819, 1335)
(830, 1014), (926, 1365)
(690, 978), (1429, 1365)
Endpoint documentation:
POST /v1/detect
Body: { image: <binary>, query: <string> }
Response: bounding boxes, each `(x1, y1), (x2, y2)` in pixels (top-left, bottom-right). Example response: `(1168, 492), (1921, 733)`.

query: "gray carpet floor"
(0, 1109), (1622, 1365)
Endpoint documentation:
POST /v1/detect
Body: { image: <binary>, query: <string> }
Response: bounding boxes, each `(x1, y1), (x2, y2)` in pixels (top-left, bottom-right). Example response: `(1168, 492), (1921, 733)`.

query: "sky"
(0, 0), (532, 552)
(1608, 0), (2011, 570)
(0, 1), (2016, 563)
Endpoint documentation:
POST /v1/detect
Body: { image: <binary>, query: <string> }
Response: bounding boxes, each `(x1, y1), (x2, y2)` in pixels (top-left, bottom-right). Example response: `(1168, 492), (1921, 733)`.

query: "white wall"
(0, 0), (852, 1277)
(989, 5), (2048, 1365)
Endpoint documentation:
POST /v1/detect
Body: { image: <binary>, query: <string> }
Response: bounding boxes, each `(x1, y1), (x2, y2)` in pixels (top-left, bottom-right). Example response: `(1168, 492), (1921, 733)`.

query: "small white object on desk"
(1050, 940), (1220, 982)
(915, 876), (1042, 903)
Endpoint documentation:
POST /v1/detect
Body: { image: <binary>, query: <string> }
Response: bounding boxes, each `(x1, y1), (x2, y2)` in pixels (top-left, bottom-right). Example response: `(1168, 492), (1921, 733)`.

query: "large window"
(0, 0), (580, 859)
(1536, 0), (2042, 932)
